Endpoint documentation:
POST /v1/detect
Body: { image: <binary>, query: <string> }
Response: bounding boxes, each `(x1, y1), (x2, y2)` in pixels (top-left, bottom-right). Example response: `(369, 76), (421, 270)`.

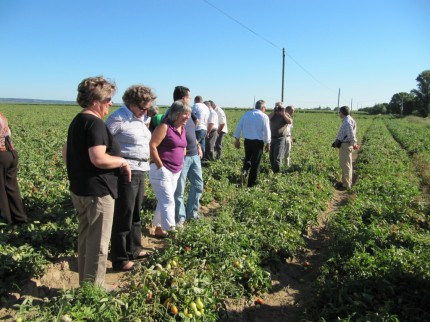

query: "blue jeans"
(195, 129), (207, 156)
(174, 154), (203, 223)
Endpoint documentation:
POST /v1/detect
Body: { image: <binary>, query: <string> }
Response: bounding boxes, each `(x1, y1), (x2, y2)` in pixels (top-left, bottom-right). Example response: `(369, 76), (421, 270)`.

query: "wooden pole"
(281, 48), (285, 102)
(337, 88), (340, 110)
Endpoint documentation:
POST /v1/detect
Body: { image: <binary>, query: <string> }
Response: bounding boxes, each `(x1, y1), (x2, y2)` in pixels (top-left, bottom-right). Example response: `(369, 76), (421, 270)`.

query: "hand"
(121, 162), (132, 182)
(234, 139), (240, 149)
(264, 144), (270, 153)
(353, 144), (360, 150)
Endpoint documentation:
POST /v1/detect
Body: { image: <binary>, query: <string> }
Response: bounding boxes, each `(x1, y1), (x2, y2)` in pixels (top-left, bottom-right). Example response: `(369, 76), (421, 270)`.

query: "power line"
(201, 0), (336, 92)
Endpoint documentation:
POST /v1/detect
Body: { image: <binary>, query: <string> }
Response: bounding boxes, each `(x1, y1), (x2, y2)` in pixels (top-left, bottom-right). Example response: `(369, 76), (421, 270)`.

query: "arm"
(280, 111), (292, 124)
(62, 143), (67, 163)
(268, 110), (275, 120)
(149, 123), (168, 169)
(88, 145), (132, 182)
(217, 123), (225, 134)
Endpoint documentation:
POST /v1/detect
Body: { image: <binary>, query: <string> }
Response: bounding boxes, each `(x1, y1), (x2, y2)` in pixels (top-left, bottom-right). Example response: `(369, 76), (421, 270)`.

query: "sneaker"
(176, 221), (185, 229)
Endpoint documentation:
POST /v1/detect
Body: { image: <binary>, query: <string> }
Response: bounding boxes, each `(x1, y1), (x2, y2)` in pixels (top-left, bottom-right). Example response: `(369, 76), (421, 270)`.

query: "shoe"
(176, 221), (185, 228)
(113, 261), (134, 272)
(334, 182), (343, 189)
(135, 251), (150, 259)
(335, 185), (347, 191)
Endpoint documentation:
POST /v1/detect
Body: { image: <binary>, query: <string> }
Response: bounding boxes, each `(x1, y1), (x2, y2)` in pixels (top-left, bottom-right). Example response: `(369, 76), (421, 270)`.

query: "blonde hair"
(76, 76), (116, 108)
(122, 85), (157, 108)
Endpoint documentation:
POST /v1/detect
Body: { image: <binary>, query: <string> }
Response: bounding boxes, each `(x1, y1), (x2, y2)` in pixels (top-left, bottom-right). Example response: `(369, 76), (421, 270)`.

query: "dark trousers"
(215, 131), (225, 159)
(243, 139), (264, 187)
(204, 129), (218, 161)
(110, 171), (145, 269)
(0, 150), (27, 224)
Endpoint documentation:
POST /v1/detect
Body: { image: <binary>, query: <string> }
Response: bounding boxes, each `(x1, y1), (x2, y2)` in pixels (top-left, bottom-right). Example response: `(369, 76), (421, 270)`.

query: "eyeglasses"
(137, 105), (148, 111)
(102, 97), (112, 103)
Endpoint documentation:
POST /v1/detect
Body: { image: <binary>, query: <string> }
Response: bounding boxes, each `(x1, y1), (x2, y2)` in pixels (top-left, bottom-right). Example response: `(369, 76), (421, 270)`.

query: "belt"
(124, 156), (148, 162)
(124, 156), (148, 166)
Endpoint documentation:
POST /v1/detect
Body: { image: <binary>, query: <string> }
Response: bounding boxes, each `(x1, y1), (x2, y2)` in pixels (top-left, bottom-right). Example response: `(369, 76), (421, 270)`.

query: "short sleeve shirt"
(66, 113), (121, 198)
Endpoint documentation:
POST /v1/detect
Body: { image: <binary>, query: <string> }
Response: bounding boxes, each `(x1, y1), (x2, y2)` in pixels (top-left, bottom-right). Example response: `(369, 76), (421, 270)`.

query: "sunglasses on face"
(102, 97), (112, 103)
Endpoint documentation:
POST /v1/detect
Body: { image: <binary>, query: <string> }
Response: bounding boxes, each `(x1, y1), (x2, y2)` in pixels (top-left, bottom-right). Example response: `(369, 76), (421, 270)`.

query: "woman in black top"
(62, 76), (131, 289)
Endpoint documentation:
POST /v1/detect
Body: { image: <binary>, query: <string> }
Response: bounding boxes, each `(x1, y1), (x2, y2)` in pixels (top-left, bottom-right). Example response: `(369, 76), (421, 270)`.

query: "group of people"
(60, 77), (231, 290)
(233, 100), (295, 187)
(0, 75), (358, 292)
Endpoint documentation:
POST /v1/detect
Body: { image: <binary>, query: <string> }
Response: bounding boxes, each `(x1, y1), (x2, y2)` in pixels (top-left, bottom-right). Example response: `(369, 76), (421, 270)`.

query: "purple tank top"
(158, 123), (187, 173)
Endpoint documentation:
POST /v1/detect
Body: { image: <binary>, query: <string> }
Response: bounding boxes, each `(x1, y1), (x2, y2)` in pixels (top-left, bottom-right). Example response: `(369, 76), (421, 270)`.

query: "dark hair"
(173, 86), (190, 101)
(339, 106), (350, 116)
(194, 96), (203, 103)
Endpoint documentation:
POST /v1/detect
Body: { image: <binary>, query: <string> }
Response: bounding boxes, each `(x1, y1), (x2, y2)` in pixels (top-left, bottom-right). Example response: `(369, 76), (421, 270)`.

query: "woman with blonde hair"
(62, 76), (131, 289)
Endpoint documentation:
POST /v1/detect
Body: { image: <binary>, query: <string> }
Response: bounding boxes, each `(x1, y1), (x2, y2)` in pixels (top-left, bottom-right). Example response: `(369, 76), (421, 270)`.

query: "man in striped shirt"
(335, 106), (359, 191)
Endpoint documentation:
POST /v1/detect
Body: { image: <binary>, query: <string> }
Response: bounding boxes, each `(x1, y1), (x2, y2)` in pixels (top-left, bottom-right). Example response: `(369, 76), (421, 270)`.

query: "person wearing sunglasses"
(62, 76), (131, 290)
(105, 84), (156, 271)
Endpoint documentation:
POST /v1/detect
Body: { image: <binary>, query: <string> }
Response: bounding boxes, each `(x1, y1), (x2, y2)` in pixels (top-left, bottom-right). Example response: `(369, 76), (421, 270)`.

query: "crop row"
(311, 118), (430, 321)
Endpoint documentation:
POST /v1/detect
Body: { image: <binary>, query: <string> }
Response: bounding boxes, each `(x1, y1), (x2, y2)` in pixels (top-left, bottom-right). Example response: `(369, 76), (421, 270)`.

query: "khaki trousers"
(70, 192), (114, 286)
(339, 143), (353, 189)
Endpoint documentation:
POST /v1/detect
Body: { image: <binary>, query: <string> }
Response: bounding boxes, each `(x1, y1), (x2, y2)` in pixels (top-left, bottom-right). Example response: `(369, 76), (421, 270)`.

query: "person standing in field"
(212, 100), (228, 160)
(192, 96), (210, 157)
(105, 84), (156, 271)
(148, 105), (163, 132)
(268, 102), (292, 173)
(0, 112), (27, 225)
(234, 100), (271, 187)
(335, 106), (359, 191)
(62, 76), (131, 289)
(283, 105), (295, 167)
(149, 100), (190, 237)
(174, 86), (204, 227)
(204, 101), (218, 161)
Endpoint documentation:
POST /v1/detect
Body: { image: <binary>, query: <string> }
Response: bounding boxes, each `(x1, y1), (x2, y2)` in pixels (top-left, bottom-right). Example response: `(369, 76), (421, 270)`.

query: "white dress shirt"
(234, 109), (271, 144)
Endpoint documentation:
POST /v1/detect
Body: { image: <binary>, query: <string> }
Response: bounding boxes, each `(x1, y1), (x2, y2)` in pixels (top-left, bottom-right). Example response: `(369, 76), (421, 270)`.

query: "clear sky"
(0, 0), (429, 109)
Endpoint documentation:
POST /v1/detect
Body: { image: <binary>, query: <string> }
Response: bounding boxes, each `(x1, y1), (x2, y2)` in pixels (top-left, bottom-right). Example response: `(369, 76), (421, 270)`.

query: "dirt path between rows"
(219, 188), (350, 322)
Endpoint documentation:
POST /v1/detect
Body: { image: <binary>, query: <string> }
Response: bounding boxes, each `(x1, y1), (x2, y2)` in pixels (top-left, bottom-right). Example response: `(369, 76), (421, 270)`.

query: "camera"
(275, 106), (285, 113)
(331, 139), (342, 148)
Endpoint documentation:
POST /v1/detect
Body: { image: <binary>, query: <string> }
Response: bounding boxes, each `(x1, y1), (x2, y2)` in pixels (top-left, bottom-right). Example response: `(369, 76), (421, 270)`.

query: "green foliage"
(2, 105), (430, 321)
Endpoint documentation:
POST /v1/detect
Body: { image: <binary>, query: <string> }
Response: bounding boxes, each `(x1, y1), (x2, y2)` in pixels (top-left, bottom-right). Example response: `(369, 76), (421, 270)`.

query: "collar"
(121, 104), (145, 122)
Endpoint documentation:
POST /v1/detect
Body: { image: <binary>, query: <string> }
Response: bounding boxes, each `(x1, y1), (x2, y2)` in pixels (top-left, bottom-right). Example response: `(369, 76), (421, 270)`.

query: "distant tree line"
(358, 70), (430, 117)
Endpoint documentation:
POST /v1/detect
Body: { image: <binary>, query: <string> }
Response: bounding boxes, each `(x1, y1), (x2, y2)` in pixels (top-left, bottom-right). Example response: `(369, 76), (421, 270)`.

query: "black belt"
(124, 156), (148, 162)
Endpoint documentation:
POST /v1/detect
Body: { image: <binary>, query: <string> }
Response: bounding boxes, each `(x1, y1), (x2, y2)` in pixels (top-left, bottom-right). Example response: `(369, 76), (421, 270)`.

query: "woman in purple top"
(149, 100), (190, 238)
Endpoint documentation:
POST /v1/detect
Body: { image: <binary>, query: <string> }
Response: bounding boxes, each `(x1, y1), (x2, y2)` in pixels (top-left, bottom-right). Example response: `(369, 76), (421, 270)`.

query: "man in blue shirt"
(234, 100), (271, 187)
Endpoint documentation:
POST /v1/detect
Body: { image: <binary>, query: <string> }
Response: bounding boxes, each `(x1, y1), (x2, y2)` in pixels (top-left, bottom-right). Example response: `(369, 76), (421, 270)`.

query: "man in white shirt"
(211, 100), (228, 160)
(192, 96), (210, 157)
(234, 100), (271, 187)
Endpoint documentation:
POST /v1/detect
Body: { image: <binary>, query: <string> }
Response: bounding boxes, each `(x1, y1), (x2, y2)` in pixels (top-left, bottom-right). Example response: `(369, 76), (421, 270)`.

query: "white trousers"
(149, 163), (181, 231)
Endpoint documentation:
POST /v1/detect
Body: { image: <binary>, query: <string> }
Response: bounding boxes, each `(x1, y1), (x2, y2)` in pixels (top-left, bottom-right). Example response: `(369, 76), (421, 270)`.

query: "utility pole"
(351, 98), (353, 111)
(337, 88), (340, 112)
(281, 48), (285, 102)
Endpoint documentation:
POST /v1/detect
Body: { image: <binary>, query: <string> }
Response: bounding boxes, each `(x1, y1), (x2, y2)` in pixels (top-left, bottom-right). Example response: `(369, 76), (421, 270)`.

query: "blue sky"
(0, 0), (429, 109)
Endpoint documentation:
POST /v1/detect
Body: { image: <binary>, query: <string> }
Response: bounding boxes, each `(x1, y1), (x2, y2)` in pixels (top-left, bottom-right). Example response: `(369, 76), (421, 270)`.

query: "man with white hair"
(234, 100), (271, 187)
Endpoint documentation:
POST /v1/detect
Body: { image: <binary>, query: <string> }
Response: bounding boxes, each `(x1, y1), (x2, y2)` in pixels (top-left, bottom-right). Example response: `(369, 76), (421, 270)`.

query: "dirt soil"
(0, 180), (352, 322)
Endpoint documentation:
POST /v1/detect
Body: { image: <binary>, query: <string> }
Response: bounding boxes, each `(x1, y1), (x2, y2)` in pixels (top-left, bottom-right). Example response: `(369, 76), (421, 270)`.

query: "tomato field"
(1, 104), (429, 321)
